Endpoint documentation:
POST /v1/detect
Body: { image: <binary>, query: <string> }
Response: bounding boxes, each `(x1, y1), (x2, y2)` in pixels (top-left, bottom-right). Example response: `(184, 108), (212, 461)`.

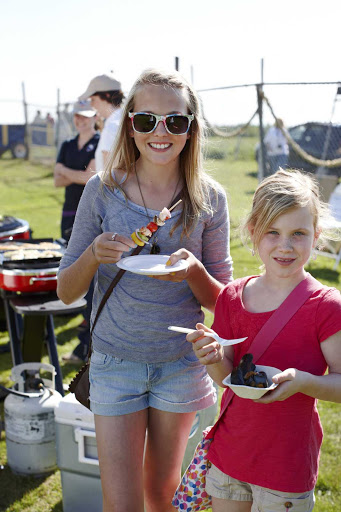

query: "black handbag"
(68, 192), (183, 409)
(68, 363), (91, 408)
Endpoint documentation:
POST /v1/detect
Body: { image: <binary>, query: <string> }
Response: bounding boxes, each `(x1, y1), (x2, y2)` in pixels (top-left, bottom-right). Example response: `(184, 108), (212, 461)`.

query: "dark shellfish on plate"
(231, 353), (269, 388)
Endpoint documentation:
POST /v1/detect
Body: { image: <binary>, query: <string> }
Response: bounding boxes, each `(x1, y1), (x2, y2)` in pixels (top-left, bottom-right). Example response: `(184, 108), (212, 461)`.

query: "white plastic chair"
(314, 226), (341, 270)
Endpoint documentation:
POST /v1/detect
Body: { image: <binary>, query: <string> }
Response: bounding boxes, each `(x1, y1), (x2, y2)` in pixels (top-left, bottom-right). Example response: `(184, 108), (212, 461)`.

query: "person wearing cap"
(54, 100), (99, 241)
(78, 74), (124, 172)
(55, 100), (100, 363)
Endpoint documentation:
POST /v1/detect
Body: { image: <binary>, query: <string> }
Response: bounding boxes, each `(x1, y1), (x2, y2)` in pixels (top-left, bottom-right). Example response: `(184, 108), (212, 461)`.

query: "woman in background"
(54, 100), (98, 241)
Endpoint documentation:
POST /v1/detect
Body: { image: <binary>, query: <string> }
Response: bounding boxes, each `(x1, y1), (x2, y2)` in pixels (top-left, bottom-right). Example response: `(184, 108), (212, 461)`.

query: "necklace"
(135, 167), (181, 254)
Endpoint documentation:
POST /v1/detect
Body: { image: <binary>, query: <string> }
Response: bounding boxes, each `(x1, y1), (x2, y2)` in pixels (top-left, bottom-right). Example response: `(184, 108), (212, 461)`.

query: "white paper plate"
(116, 255), (189, 275)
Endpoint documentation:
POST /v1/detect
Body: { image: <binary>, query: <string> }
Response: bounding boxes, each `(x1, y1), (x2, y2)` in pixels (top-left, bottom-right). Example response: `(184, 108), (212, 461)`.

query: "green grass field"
(0, 137), (340, 511)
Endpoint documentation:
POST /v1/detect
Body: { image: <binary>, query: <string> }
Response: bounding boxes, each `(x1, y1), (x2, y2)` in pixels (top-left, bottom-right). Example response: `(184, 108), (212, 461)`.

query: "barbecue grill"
(0, 237), (85, 397)
(0, 239), (64, 293)
(0, 217), (31, 331)
(0, 215), (30, 241)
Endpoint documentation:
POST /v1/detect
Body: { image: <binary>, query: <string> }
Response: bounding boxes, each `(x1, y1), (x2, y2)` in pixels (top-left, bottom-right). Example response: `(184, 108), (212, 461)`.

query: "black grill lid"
(0, 216), (24, 233)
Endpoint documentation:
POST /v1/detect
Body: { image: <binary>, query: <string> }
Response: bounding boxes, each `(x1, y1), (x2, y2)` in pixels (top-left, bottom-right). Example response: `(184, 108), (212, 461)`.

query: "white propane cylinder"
(4, 362), (62, 476)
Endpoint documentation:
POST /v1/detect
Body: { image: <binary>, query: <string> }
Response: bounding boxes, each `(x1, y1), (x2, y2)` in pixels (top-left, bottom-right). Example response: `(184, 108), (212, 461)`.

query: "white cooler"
(54, 388), (218, 511)
(54, 393), (102, 512)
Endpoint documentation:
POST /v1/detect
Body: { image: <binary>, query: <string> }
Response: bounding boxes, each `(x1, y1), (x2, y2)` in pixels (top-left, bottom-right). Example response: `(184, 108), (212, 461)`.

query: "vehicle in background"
(0, 124), (28, 159)
(256, 122), (341, 177)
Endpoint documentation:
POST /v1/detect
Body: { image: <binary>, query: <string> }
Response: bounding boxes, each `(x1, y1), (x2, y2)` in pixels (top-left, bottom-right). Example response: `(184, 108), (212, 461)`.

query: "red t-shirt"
(208, 275), (341, 492)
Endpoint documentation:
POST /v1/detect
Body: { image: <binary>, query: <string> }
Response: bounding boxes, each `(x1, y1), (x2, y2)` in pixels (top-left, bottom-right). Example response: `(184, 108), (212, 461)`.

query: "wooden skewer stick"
(169, 199), (182, 212)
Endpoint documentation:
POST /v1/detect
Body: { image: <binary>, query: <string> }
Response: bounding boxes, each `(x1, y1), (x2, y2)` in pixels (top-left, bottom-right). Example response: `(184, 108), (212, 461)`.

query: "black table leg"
(46, 315), (64, 396)
(22, 315), (46, 362)
(2, 297), (23, 365)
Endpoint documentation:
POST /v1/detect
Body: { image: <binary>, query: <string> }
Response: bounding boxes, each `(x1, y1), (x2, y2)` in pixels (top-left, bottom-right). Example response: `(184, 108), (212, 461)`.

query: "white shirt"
(264, 126), (289, 156)
(329, 184), (341, 222)
(95, 107), (123, 172)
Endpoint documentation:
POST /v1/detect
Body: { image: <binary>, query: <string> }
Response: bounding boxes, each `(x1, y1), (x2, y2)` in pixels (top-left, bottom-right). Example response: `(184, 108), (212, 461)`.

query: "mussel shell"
(245, 371), (269, 388)
(239, 353), (256, 376)
(231, 366), (244, 385)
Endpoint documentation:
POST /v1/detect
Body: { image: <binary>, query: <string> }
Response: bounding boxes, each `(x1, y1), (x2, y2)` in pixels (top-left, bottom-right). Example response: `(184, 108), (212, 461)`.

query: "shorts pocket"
(179, 351), (201, 367)
(90, 348), (112, 368)
(261, 489), (314, 512)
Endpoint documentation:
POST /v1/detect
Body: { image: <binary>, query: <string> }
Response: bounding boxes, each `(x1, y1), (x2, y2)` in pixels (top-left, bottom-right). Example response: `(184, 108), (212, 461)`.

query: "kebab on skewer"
(130, 199), (182, 247)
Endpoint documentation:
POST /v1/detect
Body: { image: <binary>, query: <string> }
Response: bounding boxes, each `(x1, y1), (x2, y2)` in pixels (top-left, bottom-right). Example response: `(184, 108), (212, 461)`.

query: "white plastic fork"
(168, 326), (247, 347)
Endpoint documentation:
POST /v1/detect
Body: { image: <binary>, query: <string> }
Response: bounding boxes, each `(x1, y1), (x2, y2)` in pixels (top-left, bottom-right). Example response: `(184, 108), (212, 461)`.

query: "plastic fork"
(168, 326), (247, 347)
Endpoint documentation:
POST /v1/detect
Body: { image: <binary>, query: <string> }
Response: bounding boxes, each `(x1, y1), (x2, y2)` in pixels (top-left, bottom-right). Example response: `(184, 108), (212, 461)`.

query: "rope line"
(198, 80), (341, 93)
(262, 92), (341, 169)
(204, 108), (259, 138)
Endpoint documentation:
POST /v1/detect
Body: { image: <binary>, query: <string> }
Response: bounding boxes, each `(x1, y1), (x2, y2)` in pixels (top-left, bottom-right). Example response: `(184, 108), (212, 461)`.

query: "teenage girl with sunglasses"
(187, 169), (341, 512)
(57, 68), (233, 511)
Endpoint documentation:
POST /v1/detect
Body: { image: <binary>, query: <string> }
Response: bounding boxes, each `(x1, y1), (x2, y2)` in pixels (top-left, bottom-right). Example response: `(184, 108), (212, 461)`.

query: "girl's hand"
(148, 249), (196, 282)
(91, 232), (136, 264)
(187, 322), (224, 366)
(254, 368), (306, 404)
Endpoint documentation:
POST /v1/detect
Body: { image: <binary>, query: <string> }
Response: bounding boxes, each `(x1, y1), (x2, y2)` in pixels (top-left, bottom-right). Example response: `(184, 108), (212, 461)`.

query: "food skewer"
(131, 199), (182, 247)
(168, 199), (182, 212)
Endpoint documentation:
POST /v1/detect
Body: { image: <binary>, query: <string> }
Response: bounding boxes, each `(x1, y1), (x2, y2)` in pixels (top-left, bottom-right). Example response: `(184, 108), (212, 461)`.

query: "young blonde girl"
(188, 169), (341, 512)
(57, 68), (233, 511)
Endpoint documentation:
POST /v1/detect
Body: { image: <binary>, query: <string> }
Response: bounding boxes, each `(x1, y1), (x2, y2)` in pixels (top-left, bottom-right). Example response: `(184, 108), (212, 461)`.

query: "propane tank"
(4, 362), (62, 476)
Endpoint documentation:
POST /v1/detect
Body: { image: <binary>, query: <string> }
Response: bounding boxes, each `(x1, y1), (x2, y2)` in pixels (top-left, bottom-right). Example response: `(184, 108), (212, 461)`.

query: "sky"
(1, 0), (341, 127)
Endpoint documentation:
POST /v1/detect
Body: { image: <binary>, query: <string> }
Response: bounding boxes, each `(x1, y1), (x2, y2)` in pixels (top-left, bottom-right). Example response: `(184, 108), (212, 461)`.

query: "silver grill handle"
(29, 276), (57, 285)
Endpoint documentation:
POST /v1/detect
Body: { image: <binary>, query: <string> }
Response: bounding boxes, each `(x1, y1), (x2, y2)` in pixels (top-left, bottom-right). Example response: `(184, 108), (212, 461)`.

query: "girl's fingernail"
(170, 272), (176, 276)
(166, 259), (172, 266)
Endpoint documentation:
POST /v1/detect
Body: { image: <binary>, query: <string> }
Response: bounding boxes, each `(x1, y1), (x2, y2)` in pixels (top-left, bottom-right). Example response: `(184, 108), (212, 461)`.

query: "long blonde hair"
(102, 68), (217, 236)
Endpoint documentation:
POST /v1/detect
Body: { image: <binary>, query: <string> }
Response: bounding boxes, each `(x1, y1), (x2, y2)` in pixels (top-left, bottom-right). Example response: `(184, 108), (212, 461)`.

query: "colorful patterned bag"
(172, 427), (213, 511)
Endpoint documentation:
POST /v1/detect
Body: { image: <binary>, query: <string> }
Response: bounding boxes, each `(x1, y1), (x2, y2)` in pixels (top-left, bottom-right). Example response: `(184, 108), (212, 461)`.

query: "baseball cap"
(72, 100), (96, 117)
(78, 75), (122, 101)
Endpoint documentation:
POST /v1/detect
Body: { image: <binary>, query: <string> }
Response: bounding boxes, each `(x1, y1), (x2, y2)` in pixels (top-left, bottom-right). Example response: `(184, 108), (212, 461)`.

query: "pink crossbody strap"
(207, 273), (322, 438)
(250, 273), (321, 362)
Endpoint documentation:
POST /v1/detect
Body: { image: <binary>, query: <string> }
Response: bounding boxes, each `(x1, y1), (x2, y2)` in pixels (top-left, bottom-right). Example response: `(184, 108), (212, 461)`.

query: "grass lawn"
(0, 138), (340, 511)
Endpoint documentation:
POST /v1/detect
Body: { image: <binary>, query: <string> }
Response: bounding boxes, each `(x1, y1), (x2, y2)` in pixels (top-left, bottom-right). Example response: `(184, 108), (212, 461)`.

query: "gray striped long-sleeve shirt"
(58, 173), (233, 362)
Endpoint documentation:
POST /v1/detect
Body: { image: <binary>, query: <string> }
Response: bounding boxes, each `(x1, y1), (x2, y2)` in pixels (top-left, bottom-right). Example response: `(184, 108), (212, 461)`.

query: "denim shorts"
(89, 348), (217, 416)
(206, 464), (315, 512)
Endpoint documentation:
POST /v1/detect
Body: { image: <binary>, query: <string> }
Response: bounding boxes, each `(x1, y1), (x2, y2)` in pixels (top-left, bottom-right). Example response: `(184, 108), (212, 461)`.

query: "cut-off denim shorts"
(89, 348), (217, 416)
(206, 464), (315, 512)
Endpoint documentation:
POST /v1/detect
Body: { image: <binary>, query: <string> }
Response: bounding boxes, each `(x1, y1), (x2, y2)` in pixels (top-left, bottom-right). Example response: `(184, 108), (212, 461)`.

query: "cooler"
(55, 388), (218, 511)
(181, 383), (218, 470)
(54, 393), (102, 512)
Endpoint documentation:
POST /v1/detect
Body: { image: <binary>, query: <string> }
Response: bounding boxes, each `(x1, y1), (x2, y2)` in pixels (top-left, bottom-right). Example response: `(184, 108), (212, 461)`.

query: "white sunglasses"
(128, 112), (194, 135)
